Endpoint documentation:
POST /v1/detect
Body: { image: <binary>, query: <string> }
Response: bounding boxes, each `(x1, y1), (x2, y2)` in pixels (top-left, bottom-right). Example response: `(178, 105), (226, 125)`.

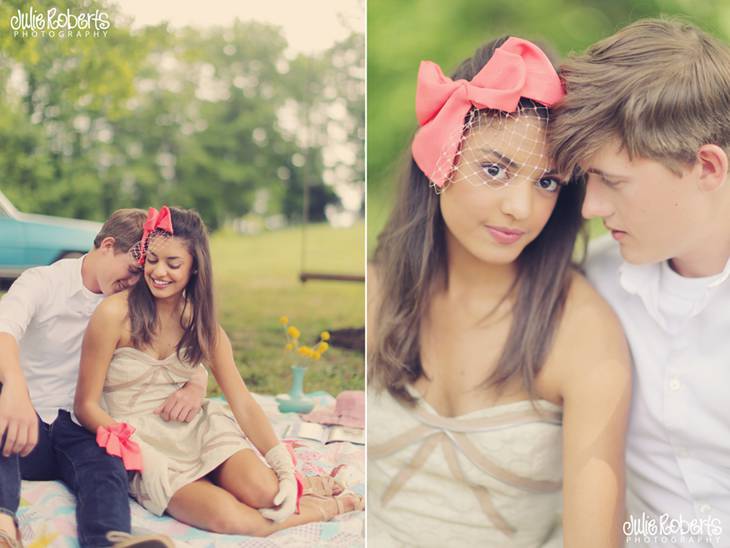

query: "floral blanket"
(16, 394), (364, 547)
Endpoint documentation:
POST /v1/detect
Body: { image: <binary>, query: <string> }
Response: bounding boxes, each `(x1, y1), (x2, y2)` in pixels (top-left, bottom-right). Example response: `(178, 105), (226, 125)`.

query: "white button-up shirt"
(0, 257), (102, 424)
(586, 236), (730, 548)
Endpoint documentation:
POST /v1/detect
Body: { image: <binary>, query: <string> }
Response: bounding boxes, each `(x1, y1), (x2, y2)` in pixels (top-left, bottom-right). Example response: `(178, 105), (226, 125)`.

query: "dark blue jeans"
(0, 410), (131, 547)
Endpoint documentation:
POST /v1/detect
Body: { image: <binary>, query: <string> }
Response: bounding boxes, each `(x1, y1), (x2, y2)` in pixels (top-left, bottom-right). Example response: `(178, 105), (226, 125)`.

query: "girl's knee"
(242, 472), (278, 509)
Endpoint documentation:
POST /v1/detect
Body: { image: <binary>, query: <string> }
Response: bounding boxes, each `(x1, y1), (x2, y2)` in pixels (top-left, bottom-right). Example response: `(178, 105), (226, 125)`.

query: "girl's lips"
(486, 225), (525, 245)
(149, 277), (172, 288)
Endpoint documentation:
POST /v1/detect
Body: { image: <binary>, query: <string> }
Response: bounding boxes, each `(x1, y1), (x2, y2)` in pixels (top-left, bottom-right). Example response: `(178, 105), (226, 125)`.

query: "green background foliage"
(367, 0), (730, 253)
(0, 0), (364, 230)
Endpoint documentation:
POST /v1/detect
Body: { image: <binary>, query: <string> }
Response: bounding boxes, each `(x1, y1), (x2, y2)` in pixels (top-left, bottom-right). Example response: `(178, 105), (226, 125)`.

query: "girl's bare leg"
(166, 478), (361, 537)
(208, 449), (343, 509)
(208, 449), (278, 508)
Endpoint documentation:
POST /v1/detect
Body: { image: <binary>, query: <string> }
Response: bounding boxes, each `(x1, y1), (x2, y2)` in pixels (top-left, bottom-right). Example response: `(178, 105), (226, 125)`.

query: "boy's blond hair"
(549, 18), (730, 176)
(93, 208), (146, 253)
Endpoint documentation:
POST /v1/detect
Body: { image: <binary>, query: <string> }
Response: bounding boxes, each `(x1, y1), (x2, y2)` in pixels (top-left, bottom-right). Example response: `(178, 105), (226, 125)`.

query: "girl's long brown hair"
(128, 207), (217, 366)
(370, 37), (586, 405)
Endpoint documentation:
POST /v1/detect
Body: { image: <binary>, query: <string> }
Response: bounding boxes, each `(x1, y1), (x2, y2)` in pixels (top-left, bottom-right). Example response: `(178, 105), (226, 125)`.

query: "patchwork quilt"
(16, 394), (364, 547)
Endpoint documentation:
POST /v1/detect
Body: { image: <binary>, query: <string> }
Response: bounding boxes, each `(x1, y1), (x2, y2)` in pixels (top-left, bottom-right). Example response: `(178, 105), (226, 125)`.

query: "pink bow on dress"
(411, 37), (565, 187)
(97, 423), (144, 472)
(137, 206), (174, 265)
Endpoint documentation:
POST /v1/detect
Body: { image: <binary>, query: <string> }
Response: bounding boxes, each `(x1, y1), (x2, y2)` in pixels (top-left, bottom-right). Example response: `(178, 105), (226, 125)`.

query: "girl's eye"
(481, 163), (509, 181)
(536, 176), (562, 193)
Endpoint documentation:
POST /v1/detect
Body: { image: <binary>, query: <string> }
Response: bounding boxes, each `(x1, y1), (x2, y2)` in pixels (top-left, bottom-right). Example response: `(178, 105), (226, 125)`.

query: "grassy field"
(210, 222), (365, 397)
(1, 222), (365, 398)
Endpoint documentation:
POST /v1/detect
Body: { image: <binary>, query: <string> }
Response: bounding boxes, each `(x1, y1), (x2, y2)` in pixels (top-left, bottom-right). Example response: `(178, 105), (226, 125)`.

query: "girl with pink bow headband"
(369, 36), (630, 547)
(76, 206), (363, 536)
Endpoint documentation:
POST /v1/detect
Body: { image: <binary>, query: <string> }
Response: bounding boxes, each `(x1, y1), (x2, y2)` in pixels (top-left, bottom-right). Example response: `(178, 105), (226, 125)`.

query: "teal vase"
(277, 365), (315, 413)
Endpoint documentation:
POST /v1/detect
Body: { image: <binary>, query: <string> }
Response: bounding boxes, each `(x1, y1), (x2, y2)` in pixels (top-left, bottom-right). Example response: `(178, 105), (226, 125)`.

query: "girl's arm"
(209, 324), (298, 522)
(207, 324), (278, 453)
(558, 277), (632, 548)
(74, 296), (126, 433)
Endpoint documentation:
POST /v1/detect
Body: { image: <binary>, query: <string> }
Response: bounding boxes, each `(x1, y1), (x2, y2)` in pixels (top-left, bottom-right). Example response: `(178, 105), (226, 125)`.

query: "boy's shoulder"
(5, 256), (82, 297)
(21, 255), (75, 278)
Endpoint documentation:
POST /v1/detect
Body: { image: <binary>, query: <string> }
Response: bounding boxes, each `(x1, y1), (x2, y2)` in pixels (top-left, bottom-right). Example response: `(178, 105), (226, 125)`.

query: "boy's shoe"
(106, 531), (175, 548)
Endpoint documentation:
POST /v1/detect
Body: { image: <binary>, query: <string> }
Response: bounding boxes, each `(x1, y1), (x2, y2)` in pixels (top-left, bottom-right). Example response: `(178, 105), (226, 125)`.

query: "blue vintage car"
(0, 190), (101, 280)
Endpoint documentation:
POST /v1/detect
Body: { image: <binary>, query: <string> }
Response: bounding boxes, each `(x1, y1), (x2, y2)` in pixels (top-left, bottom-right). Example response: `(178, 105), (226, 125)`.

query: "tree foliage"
(0, 0), (364, 230)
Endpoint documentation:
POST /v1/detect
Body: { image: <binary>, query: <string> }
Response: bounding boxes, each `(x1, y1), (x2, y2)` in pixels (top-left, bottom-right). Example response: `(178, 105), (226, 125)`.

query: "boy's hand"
(154, 380), (205, 423)
(0, 382), (38, 457)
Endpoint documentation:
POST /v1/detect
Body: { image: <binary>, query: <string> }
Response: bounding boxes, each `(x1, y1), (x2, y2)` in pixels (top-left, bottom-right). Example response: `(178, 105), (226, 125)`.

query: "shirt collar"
(73, 255), (101, 300)
(619, 255), (730, 332)
(706, 257), (730, 288)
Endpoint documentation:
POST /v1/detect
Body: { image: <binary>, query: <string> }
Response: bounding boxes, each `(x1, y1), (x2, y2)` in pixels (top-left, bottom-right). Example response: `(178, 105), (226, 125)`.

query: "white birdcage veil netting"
(428, 103), (564, 195)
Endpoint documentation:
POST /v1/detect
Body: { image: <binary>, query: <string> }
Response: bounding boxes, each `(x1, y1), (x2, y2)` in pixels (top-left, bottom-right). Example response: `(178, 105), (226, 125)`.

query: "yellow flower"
(285, 343), (294, 351)
(320, 331), (330, 341)
(287, 326), (301, 339)
(318, 342), (329, 353)
(279, 315), (289, 325)
(298, 345), (312, 357)
(312, 351), (321, 360)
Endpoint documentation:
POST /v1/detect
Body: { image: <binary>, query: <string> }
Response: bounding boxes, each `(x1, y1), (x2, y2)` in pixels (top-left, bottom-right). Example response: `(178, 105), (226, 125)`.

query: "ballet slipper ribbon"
(96, 423), (143, 472)
(285, 441), (304, 513)
(411, 36), (564, 187)
(137, 206), (174, 265)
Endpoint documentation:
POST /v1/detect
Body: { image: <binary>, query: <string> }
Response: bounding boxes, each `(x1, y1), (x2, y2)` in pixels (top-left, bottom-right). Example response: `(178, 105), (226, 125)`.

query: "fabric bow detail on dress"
(97, 423), (144, 472)
(411, 36), (565, 188)
(137, 206), (174, 265)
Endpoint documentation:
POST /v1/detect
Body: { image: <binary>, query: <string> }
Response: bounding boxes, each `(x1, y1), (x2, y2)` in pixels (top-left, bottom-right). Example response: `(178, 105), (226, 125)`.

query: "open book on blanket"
(284, 421), (364, 445)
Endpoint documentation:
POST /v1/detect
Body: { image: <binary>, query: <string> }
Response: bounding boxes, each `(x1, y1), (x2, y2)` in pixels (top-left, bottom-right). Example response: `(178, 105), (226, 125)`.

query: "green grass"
(210, 222), (364, 396)
(1, 222), (365, 397)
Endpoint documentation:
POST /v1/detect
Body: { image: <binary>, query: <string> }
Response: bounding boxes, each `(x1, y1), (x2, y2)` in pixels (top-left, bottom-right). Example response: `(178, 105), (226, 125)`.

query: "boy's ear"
(696, 144), (728, 192)
(98, 236), (117, 252)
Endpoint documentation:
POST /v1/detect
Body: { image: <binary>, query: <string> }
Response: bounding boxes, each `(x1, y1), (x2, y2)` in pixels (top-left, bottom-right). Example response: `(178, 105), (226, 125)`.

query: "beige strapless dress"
(368, 386), (563, 547)
(103, 346), (254, 516)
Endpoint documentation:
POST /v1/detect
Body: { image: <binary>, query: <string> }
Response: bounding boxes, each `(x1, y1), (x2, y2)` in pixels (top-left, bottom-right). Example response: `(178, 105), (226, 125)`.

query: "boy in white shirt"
(549, 18), (730, 548)
(0, 209), (206, 547)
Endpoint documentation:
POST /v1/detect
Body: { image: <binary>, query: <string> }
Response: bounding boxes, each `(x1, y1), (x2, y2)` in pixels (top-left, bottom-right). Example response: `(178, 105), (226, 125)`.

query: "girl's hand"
(259, 443), (299, 522)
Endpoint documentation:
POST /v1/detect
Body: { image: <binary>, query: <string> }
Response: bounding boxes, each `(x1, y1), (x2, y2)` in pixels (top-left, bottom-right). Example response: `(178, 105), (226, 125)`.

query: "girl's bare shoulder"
(93, 290), (130, 322)
(549, 270), (631, 397)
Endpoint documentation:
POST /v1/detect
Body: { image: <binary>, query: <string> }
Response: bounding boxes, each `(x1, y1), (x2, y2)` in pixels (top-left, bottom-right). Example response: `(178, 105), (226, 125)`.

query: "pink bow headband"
(137, 206), (174, 265)
(411, 37), (565, 188)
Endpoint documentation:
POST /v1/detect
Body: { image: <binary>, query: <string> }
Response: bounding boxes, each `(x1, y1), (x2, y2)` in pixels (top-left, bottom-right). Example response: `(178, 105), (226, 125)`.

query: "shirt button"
(669, 378), (681, 391)
(700, 504), (712, 514)
(676, 447), (688, 458)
